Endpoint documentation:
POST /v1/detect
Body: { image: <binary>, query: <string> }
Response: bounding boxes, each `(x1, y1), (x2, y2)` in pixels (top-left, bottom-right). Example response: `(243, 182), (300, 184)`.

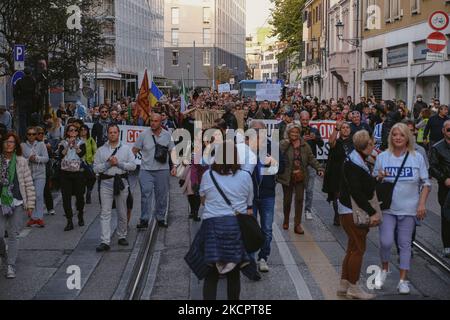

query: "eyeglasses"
(4, 140), (15, 145)
(68, 129), (78, 132)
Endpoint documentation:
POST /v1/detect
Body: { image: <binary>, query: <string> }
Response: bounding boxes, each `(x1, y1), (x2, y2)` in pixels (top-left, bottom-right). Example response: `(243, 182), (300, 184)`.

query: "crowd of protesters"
(0, 88), (449, 302)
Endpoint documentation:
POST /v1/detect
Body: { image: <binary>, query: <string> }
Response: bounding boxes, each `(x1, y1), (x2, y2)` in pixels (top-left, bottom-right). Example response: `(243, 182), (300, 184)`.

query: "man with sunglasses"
(430, 120), (450, 259)
(91, 106), (111, 148)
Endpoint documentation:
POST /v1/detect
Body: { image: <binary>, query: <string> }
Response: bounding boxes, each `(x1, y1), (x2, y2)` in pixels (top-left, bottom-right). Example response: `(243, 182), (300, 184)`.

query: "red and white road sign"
(429, 11), (449, 31)
(427, 32), (448, 52)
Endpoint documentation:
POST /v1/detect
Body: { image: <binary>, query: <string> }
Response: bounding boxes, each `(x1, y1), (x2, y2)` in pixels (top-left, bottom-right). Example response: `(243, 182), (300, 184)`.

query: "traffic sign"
(426, 52), (445, 62)
(429, 11), (449, 31)
(427, 32), (447, 52)
(11, 70), (25, 87)
(13, 45), (25, 71)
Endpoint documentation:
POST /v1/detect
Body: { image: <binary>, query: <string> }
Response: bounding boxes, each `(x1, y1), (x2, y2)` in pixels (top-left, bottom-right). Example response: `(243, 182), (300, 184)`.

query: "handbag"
(342, 164), (383, 228)
(376, 152), (409, 210)
(152, 135), (169, 163)
(60, 140), (82, 172)
(292, 169), (305, 183)
(350, 192), (383, 228)
(209, 170), (265, 253)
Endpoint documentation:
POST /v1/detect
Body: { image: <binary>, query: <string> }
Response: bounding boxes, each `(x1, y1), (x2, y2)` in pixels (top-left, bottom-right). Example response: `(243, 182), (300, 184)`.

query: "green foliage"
(0, 0), (110, 84)
(269, 0), (305, 69)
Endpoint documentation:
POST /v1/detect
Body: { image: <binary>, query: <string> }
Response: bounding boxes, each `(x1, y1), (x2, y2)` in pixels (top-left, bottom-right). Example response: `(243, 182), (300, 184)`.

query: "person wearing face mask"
(413, 95), (427, 121)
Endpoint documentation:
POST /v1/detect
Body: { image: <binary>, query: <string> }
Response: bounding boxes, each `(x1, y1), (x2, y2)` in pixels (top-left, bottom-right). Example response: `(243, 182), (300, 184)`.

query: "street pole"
(212, 0), (217, 91)
(412, 62), (436, 121)
(193, 41), (196, 90)
(95, 55), (98, 106)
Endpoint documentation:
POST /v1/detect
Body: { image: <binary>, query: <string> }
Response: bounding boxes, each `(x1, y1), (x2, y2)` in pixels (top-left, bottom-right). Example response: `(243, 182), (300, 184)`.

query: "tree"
(0, 0), (110, 86)
(204, 66), (234, 86)
(269, 0), (305, 71)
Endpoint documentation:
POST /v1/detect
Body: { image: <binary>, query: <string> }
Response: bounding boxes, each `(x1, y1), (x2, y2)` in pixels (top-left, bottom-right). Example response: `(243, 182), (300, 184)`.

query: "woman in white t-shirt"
(373, 123), (431, 295)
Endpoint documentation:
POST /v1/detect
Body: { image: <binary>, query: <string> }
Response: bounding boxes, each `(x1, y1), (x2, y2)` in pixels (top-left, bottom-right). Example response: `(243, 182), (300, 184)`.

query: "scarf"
(348, 149), (370, 174)
(0, 153), (17, 215)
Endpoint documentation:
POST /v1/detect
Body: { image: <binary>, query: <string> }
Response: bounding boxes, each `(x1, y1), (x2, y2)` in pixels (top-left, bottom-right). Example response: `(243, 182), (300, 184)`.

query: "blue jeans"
(139, 169), (169, 222)
(253, 197), (275, 261)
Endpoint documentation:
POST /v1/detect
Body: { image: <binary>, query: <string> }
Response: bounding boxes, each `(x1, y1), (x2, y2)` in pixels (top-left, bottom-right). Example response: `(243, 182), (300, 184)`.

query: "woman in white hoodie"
(21, 127), (49, 227)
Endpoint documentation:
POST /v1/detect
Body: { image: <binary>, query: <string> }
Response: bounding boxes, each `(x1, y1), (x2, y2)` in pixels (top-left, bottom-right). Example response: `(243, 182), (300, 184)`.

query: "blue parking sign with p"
(14, 45), (25, 62)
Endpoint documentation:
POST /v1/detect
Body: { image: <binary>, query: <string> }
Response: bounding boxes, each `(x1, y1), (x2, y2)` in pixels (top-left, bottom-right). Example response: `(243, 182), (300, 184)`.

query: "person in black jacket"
(337, 130), (379, 299)
(222, 102), (238, 130)
(13, 68), (36, 140)
(429, 119), (450, 258)
(381, 100), (402, 150)
(91, 106), (111, 148)
(424, 105), (449, 148)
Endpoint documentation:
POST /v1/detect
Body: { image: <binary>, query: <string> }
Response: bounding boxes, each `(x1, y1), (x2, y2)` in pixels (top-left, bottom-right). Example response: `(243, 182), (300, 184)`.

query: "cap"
(284, 110), (295, 118)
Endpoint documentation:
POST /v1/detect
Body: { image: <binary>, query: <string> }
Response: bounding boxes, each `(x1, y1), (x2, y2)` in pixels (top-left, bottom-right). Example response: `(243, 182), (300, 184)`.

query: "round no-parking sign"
(429, 11), (449, 31)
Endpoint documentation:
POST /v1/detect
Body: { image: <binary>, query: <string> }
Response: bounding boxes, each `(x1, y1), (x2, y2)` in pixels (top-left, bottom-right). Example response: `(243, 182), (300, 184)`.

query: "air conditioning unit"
(385, 18), (392, 24)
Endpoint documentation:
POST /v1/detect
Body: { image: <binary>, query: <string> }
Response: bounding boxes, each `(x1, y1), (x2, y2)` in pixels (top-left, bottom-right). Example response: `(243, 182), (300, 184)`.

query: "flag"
(150, 81), (163, 107)
(135, 69), (151, 123)
(180, 72), (189, 113)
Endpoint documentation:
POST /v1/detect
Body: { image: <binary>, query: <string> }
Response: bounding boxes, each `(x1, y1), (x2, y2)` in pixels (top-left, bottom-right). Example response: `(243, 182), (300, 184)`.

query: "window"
(203, 7), (211, 23)
(385, 0), (401, 22)
(203, 28), (211, 44)
(171, 7), (179, 25)
(411, 0), (420, 14)
(172, 51), (179, 66)
(392, 0), (400, 19)
(203, 50), (211, 66)
(171, 28), (179, 46)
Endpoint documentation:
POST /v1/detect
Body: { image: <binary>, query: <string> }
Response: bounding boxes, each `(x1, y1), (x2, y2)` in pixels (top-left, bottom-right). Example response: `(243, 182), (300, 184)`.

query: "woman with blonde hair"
(277, 123), (324, 234)
(374, 123), (431, 294)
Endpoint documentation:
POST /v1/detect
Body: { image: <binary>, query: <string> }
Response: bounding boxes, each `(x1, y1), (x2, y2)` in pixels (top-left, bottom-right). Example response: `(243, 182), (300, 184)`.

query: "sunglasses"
(68, 128), (78, 132)
(27, 133), (37, 136)
(447, 128), (450, 133)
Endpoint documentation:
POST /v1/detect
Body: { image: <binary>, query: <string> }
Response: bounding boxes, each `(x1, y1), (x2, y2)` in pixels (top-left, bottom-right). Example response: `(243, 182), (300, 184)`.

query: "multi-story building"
(90, 0), (164, 104)
(325, 0), (362, 101)
(246, 28), (287, 82)
(164, 0), (246, 89)
(301, 0), (326, 98)
(361, 0), (450, 107)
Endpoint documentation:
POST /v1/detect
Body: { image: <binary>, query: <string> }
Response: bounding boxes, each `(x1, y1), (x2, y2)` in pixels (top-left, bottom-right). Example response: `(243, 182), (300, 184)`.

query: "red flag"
(135, 70), (152, 124)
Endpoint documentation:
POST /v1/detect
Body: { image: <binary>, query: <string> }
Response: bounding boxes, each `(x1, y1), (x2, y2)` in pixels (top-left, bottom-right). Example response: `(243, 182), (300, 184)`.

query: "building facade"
(164, 0), (246, 89)
(301, 0), (326, 98)
(325, 0), (362, 102)
(89, 0), (164, 104)
(361, 0), (450, 107)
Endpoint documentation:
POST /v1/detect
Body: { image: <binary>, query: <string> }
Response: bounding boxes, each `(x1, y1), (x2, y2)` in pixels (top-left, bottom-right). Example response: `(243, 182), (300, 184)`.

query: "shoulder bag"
(61, 141), (81, 172)
(209, 170), (265, 253)
(376, 152), (409, 210)
(152, 135), (169, 164)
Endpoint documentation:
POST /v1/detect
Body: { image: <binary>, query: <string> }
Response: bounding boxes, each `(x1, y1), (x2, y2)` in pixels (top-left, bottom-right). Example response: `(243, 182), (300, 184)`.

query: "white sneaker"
(397, 280), (410, 295)
(6, 265), (16, 279)
(49, 209), (56, 215)
(305, 211), (313, 220)
(258, 259), (269, 272)
(374, 270), (388, 290)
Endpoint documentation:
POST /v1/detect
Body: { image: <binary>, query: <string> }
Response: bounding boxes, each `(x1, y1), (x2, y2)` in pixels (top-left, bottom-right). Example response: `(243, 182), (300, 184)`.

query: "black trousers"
(44, 177), (53, 211)
(203, 266), (240, 300)
(60, 171), (85, 219)
(188, 194), (201, 215)
(442, 215), (450, 248)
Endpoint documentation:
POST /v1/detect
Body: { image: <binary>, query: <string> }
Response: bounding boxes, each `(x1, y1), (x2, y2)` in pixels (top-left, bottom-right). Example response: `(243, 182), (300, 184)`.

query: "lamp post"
(335, 20), (360, 47)
(186, 62), (191, 91)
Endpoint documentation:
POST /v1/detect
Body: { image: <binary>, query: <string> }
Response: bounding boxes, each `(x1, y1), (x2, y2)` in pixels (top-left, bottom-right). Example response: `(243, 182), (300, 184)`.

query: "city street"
(1, 177), (448, 300)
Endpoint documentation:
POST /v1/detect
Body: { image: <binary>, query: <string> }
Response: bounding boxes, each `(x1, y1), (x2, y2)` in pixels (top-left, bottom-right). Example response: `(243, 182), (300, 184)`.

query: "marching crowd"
(0, 89), (449, 302)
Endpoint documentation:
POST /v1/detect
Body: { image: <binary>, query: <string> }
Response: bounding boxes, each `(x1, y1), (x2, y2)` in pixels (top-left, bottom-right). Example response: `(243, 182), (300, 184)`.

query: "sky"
(246, 0), (273, 36)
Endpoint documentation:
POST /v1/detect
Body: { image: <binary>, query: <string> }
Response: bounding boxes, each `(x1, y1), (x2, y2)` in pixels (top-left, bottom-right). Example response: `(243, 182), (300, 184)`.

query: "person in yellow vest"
(416, 108), (431, 149)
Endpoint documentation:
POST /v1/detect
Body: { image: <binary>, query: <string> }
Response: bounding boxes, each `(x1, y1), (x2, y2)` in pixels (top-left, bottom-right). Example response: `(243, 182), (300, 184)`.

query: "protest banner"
(218, 83), (231, 93)
(256, 83), (282, 102)
(194, 110), (245, 129)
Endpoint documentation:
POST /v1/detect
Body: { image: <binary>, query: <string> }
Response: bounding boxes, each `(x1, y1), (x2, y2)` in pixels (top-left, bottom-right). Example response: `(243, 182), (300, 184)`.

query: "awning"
(96, 72), (123, 81)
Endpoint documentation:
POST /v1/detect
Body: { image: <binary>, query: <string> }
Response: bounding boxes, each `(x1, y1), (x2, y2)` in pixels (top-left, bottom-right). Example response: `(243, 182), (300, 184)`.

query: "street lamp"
(335, 20), (360, 47)
(186, 62), (191, 90)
